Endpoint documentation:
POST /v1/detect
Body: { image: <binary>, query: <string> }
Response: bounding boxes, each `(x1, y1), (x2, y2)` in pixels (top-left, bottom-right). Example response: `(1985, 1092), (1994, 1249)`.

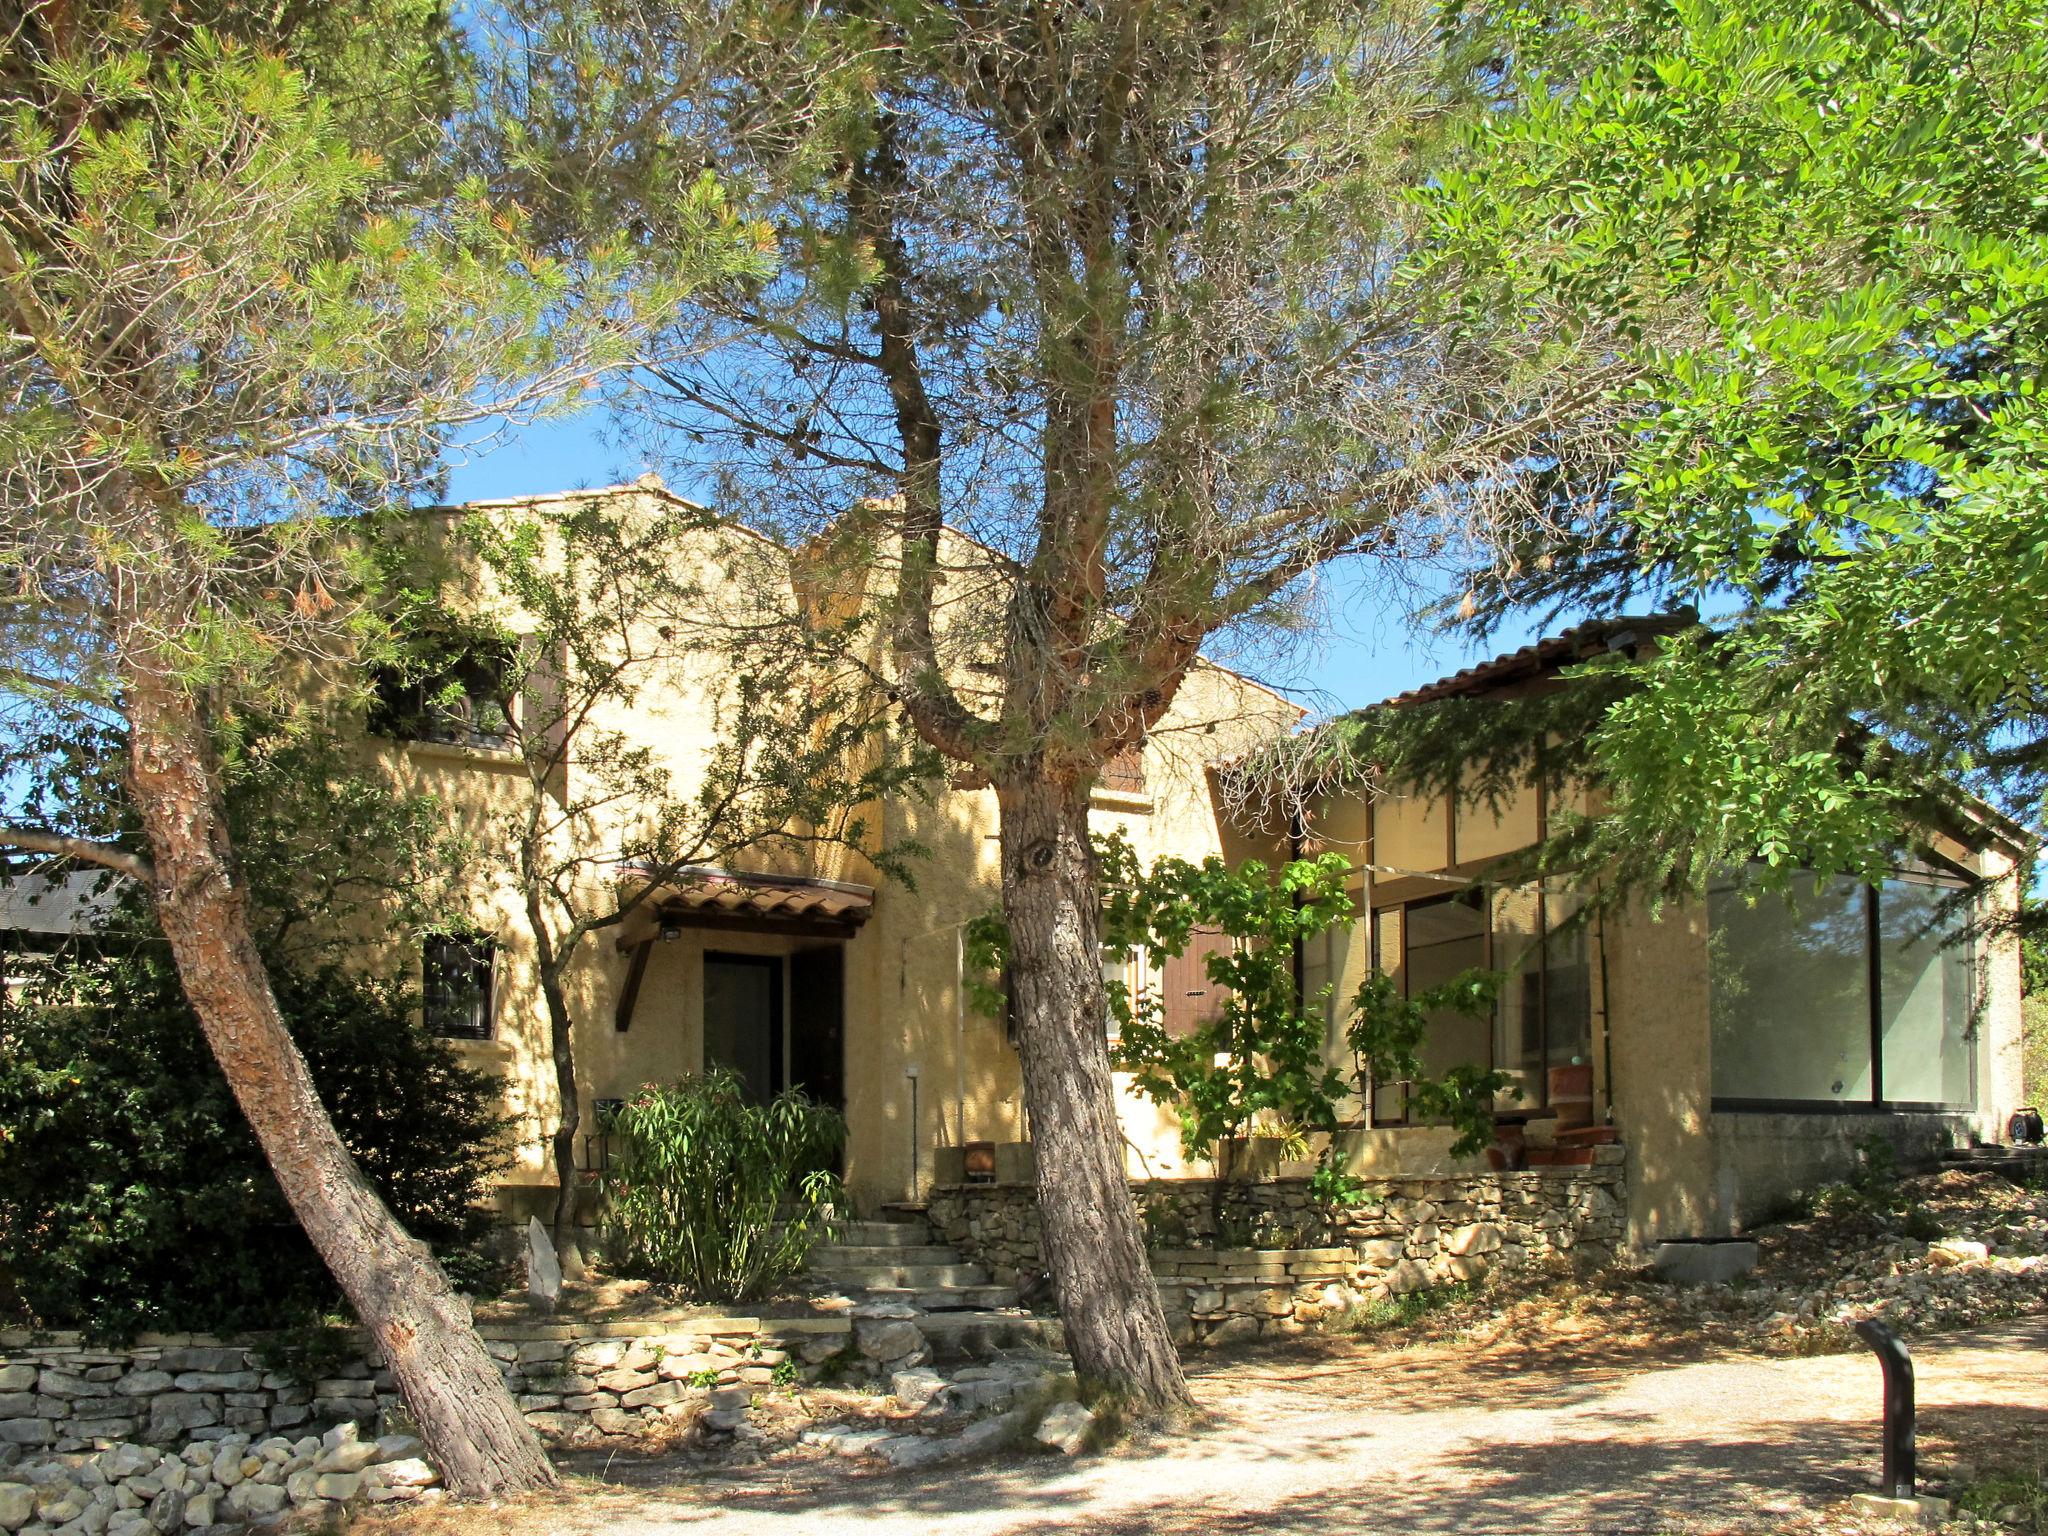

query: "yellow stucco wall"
(349, 487), (1301, 1216)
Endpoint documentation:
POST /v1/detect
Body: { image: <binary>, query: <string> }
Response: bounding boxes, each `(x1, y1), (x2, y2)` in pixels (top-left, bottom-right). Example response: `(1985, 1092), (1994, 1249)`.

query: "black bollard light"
(1853, 1318), (1916, 1500)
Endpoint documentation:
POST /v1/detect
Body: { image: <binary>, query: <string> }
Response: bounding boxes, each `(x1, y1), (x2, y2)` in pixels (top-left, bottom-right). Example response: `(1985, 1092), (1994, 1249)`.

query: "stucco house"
(1275, 618), (2030, 1248)
(366, 481), (1298, 1223)
(356, 485), (2026, 1253)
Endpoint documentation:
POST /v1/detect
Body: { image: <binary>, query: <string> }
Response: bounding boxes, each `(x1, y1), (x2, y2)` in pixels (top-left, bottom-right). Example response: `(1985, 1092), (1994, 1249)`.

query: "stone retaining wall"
(927, 1149), (1628, 1343)
(0, 1311), (922, 1460)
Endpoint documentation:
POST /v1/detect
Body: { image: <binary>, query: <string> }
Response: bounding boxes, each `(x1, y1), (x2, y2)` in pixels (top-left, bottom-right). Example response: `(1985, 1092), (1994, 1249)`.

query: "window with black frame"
(1708, 866), (1976, 1110)
(370, 645), (516, 752)
(423, 933), (495, 1040)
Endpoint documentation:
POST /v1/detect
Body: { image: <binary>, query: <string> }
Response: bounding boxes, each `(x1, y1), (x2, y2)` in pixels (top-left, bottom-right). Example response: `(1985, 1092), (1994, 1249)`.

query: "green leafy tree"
(1349, 0), (2048, 908)
(501, 0), (1626, 1411)
(1097, 843), (1355, 1182)
(0, 948), (507, 1342)
(972, 839), (1512, 1206)
(0, 0), (754, 1490)
(600, 1070), (844, 1303)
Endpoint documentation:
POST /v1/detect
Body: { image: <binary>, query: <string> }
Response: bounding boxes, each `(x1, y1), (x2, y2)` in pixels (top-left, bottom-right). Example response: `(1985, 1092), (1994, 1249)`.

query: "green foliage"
(600, 1071), (844, 1302)
(1954, 1465), (2048, 1534)
(250, 1323), (365, 1389)
(1809, 1135), (1942, 1240)
(1097, 838), (1355, 1170)
(973, 835), (1513, 1182)
(1396, 0), (2048, 888)
(1330, 1280), (1479, 1335)
(0, 947), (508, 1340)
(1343, 972), (1515, 1159)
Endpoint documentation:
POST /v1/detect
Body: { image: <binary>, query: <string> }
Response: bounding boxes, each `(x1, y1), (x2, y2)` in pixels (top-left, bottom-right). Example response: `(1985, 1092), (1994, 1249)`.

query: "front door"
(788, 946), (845, 1112)
(703, 953), (783, 1104)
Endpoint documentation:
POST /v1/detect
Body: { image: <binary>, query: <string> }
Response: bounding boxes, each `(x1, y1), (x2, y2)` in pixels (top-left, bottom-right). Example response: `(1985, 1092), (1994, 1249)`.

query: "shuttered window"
(1160, 925), (1233, 1039)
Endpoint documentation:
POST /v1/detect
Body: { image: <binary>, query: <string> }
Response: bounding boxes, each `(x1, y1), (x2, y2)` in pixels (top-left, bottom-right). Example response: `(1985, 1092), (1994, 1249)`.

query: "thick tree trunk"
(997, 774), (1192, 1413)
(121, 658), (556, 1497)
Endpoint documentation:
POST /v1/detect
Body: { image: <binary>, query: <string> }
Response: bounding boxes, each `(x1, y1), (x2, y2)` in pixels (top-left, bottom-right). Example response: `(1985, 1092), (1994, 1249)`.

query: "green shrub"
(0, 946), (509, 1340)
(600, 1071), (843, 1302)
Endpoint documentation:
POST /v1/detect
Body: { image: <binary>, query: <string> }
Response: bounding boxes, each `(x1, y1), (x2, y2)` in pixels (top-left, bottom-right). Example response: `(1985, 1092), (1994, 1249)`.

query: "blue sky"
(445, 409), (1553, 720)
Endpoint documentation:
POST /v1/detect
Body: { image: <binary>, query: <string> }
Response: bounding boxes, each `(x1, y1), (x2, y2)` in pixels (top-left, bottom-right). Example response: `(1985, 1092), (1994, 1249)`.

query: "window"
(1098, 743), (1146, 795)
(371, 647), (515, 752)
(1709, 868), (1976, 1109)
(1367, 884), (1591, 1125)
(1491, 886), (1593, 1115)
(423, 933), (495, 1040)
(1299, 915), (1358, 1050)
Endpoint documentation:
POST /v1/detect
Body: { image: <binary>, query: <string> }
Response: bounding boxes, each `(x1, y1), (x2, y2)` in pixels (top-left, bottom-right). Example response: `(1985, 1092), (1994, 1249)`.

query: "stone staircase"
(809, 1213), (1022, 1312)
(807, 1209), (1063, 1362)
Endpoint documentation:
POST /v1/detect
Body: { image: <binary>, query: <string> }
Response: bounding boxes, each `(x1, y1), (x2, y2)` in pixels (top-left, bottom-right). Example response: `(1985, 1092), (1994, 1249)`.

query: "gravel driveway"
(405, 1316), (2047, 1536)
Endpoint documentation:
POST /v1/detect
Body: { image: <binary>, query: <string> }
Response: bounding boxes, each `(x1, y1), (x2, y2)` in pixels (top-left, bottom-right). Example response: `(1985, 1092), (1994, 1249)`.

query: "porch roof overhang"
(612, 865), (875, 950)
(609, 866), (874, 1033)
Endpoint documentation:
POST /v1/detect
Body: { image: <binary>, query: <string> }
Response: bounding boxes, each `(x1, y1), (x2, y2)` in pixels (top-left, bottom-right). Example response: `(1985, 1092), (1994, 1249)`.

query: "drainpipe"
(955, 925), (967, 1145)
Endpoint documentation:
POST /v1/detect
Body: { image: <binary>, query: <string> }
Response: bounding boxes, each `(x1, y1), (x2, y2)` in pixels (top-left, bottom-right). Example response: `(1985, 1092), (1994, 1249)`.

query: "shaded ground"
(356, 1314), (2047, 1536)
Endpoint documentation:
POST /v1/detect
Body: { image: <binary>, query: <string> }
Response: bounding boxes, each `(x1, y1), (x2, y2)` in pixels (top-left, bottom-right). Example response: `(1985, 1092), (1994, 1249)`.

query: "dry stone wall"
(927, 1149), (1628, 1344)
(0, 1312), (909, 1464)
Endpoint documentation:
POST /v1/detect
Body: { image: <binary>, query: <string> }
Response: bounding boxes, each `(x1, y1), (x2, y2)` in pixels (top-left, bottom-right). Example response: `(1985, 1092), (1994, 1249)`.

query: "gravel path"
(408, 1317), (2047, 1536)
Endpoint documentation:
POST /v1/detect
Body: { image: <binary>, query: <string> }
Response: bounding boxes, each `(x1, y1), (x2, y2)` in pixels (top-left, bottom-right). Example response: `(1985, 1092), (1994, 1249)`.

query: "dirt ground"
(351, 1312), (2047, 1536)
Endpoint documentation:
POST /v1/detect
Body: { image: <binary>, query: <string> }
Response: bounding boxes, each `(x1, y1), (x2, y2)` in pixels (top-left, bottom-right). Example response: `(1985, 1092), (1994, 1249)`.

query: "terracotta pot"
(1547, 1063), (1595, 1131)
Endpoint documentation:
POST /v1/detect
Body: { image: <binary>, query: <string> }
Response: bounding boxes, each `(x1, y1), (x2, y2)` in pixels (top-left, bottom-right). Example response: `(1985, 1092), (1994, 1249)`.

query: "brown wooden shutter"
(1162, 926), (1232, 1038)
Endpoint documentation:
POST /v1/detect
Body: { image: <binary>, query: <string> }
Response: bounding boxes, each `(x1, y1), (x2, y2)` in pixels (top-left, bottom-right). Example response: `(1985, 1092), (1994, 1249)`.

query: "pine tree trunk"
(121, 658), (557, 1497)
(997, 774), (1192, 1413)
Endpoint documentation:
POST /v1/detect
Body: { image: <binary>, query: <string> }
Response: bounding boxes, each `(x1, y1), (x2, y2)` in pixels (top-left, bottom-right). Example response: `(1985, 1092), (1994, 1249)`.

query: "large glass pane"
(1543, 891), (1595, 1126)
(1877, 878), (1975, 1106)
(1406, 892), (1491, 1081)
(704, 956), (777, 1103)
(1490, 884), (1544, 1110)
(1709, 875), (1873, 1102)
(1369, 906), (1407, 1122)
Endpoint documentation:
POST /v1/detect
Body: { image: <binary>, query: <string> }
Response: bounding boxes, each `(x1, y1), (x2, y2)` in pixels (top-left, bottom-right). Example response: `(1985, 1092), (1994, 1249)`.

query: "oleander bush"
(0, 945), (509, 1339)
(601, 1070), (843, 1302)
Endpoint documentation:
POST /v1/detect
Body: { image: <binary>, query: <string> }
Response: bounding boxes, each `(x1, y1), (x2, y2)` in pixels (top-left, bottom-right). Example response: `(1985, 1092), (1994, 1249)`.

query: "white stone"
(0, 1485), (31, 1532)
(1927, 1239), (1989, 1266)
(225, 1482), (286, 1518)
(312, 1440), (378, 1475)
(1651, 1239), (1759, 1287)
(526, 1219), (563, 1308)
(372, 1459), (438, 1490)
(179, 1492), (214, 1529)
(1033, 1401), (1094, 1456)
(311, 1472), (362, 1503)
(889, 1369), (947, 1410)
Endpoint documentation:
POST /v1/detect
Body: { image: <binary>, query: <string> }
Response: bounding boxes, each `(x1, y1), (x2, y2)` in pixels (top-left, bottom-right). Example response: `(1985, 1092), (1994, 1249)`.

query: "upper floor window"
(1098, 742), (1147, 795)
(423, 932), (496, 1040)
(371, 646), (515, 752)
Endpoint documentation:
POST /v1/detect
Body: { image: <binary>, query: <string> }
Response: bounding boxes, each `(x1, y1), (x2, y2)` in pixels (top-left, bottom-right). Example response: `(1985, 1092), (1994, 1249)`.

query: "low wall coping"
(2, 1312), (854, 1354)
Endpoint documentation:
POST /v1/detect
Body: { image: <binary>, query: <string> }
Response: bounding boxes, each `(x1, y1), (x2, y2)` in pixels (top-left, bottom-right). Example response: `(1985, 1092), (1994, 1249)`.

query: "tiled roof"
(1366, 612), (1697, 712)
(613, 865), (875, 947)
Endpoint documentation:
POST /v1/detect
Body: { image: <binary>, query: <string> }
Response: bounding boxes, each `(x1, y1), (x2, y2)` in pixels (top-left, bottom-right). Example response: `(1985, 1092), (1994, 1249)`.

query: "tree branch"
(0, 827), (155, 884)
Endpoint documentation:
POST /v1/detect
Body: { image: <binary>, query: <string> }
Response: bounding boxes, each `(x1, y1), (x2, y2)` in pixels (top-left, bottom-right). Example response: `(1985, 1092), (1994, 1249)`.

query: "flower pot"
(1547, 1063), (1595, 1131)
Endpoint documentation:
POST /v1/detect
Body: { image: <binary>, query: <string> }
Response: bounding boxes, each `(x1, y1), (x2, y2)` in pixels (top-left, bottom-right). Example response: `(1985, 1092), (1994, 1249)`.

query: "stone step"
(810, 1262), (991, 1290)
(913, 1311), (1063, 1361)
(854, 1283), (1023, 1312)
(830, 1220), (937, 1248)
(811, 1243), (960, 1266)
